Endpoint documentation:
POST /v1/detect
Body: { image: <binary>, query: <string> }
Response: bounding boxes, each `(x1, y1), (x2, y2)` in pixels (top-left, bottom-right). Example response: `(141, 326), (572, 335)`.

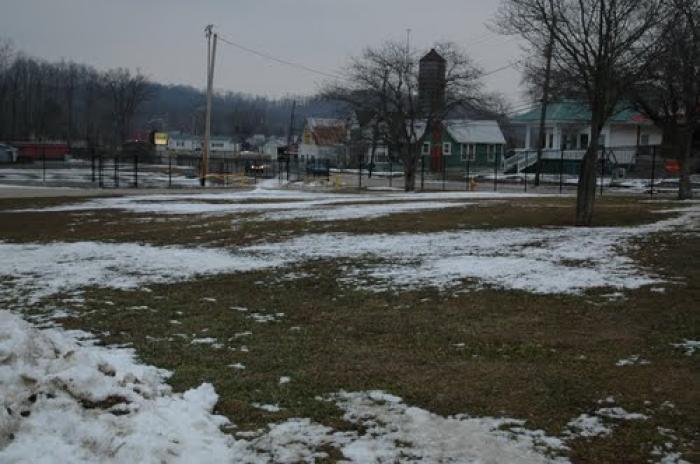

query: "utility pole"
(286, 100), (296, 147)
(202, 25), (218, 187)
(535, 24), (554, 187)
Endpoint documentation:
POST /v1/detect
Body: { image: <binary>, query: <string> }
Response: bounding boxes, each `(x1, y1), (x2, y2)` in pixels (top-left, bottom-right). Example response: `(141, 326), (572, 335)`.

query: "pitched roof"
(420, 48), (446, 63)
(512, 102), (650, 124)
(445, 120), (506, 145)
(306, 118), (347, 145)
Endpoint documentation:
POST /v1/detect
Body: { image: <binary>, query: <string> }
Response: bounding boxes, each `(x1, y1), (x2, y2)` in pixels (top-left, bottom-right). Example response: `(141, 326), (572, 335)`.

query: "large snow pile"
(0, 310), (570, 463)
(0, 310), (235, 463)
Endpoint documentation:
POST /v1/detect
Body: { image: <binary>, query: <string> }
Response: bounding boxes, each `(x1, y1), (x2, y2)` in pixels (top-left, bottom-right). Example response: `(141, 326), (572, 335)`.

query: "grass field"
(0, 185), (697, 463)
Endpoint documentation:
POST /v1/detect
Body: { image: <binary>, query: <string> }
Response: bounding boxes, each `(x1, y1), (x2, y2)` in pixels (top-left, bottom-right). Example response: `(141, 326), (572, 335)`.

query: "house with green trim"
(507, 102), (663, 174)
(420, 119), (507, 172)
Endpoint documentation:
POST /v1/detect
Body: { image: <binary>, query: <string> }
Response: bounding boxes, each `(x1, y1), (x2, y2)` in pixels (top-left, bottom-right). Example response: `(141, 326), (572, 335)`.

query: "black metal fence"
(0, 145), (695, 197)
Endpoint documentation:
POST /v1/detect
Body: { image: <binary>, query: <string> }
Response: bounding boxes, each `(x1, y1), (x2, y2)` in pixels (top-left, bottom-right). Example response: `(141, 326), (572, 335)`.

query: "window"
(640, 134), (650, 146)
(461, 144), (476, 161)
(422, 142), (431, 155)
(443, 142), (452, 156)
(579, 134), (589, 149)
(176, 141), (184, 148)
(487, 145), (496, 162)
(211, 142), (224, 148)
(548, 133), (554, 149)
(599, 134), (606, 147)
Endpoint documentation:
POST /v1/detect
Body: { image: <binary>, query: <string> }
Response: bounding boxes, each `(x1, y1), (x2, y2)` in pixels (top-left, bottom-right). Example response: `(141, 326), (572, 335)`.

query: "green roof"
(512, 102), (646, 124)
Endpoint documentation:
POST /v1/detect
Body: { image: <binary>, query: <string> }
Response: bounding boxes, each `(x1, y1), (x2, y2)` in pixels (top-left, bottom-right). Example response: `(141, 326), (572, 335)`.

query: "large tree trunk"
(575, 113), (603, 226)
(403, 145), (418, 192)
(678, 128), (694, 200)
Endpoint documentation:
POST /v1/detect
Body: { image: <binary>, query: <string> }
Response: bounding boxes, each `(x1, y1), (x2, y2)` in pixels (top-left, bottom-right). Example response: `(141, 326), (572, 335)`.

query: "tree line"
(0, 39), (338, 148)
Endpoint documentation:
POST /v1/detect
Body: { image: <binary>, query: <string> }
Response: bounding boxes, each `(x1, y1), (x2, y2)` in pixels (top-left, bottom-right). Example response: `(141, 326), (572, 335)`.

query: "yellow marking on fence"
(204, 173), (253, 187)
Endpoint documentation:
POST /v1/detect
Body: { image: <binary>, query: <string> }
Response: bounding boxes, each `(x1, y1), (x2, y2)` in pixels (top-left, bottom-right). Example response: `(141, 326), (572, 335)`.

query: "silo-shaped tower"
(418, 48), (447, 117)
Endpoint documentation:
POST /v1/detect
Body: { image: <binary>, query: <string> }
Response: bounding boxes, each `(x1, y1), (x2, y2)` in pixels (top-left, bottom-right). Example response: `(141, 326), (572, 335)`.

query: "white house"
(508, 102), (663, 174)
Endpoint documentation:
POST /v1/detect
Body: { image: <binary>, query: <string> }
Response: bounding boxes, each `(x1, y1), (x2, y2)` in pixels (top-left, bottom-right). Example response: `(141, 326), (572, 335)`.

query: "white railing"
(508, 146), (643, 171)
(503, 150), (539, 173)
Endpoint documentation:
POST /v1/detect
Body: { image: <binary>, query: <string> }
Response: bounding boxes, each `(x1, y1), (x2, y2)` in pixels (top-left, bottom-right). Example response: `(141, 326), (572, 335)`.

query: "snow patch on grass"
(564, 414), (611, 438)
(0, 310), (574, 463)
(672, 339), (700, 356)
(615, 355), (651, 367)
(2, 204), (697, 300)
(0, 241), (282, 303)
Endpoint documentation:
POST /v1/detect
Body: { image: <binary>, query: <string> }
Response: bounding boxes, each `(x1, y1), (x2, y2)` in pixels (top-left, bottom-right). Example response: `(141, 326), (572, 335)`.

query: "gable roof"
(445, 120), (506, 145)
(305, 118), (347, 145)
(512, 102), (650, 124)
(420, 48), (446, 63)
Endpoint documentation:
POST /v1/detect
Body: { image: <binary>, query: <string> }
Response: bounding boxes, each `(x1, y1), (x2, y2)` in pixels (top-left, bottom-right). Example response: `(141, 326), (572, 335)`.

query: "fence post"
(465, 154), (470, 191)
(389, 160), (393, 188)
(358, 160), (362, 190)
(98, 155), (103, 188)
(134, 155), (138, 188)
(599, 149), (605, 197)
(91, 148), (96, 183)
(559, 150), (564, 194)
(442, 157), (446, 191)
(650, 145), (656, 198)
(168, 155), (172, 188)
(421, 155), (425, 191)
(114, 155), (119, 188)
(524, 151), (528, 192)
(42, 144), (46, 184)
(493, 151), (498, 192)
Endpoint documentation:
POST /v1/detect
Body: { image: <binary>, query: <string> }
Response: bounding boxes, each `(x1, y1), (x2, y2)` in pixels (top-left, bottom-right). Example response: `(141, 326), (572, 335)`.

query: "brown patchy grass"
(0, 195), (673, 248)
(3, 193), (698, 463)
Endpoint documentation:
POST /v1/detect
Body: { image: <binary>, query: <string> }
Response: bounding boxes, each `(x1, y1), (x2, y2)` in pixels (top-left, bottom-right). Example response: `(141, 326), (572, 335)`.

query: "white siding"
(608, 125), (663, 147)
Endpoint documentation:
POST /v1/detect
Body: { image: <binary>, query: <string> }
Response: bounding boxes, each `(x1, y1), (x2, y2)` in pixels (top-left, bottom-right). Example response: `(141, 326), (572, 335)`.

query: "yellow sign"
(154, 132), (168, 146)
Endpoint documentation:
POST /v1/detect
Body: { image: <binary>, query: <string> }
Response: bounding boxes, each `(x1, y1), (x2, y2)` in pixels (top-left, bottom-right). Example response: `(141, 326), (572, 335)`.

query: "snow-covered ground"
(3, 310), (678, 463)
(0, 164), (200, 188)
(2, 202), (698, 299)
(15, 183), (548, 218)
(0, 241), (281, 304)
(1, 186), (697, 463)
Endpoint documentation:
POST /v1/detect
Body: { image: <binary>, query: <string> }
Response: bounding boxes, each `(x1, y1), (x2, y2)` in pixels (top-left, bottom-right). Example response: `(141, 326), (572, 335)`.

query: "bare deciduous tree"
(497, 0), (664, 225)
(104, 68), (153, 146)
(325, 41), (484, 191)
(631, 0), (699, 200)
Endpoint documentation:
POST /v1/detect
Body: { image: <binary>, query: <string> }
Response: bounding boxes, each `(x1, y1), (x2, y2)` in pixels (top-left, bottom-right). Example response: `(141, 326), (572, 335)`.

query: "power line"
(217, 34), (346, 80)
(482, 61), (518, 77)
(215, 29), (522, 93)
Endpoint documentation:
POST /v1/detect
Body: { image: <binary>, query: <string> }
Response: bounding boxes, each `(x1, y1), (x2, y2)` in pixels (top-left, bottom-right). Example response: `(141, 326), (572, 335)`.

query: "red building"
(10, 142), (69, 161)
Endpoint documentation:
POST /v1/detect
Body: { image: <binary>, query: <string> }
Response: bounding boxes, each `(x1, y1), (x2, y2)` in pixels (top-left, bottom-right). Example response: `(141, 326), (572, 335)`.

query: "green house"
(420, 120), (507, 172)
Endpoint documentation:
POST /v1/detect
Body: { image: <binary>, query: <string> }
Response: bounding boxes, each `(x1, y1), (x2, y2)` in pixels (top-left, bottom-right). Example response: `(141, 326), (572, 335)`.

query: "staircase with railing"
(503, 146), (644, 174)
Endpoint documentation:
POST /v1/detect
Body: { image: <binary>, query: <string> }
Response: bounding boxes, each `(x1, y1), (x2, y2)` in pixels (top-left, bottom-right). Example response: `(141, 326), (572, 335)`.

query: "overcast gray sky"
(1, 0), (527, 104)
